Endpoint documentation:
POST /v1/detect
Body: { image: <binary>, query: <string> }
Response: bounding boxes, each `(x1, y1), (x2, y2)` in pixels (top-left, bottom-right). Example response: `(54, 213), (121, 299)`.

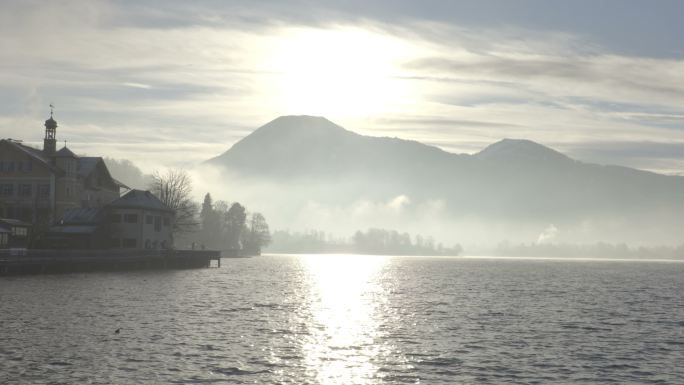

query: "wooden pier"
(0, 249), (221, 276)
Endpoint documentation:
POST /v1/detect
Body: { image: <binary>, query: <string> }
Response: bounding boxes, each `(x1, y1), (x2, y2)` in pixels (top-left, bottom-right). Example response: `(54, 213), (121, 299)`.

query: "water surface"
(1, 254), (682, 384)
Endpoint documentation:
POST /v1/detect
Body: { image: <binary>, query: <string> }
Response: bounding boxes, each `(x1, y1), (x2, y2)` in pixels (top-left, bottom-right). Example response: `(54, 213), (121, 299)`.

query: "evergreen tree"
(199, 193), (220, 247)
(224, 203), (246, 250)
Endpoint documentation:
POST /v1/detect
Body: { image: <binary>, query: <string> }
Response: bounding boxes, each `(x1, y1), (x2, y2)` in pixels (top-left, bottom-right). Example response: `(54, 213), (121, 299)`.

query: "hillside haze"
(203, 116), (684, 246)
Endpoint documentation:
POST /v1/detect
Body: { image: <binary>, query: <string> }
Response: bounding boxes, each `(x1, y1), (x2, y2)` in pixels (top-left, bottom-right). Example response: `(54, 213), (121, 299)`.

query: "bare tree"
(149, 169), (198, 235)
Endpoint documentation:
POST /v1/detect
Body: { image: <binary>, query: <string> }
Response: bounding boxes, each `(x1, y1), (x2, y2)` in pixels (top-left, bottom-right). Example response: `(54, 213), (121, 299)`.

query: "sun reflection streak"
(299, 254), (389, 384)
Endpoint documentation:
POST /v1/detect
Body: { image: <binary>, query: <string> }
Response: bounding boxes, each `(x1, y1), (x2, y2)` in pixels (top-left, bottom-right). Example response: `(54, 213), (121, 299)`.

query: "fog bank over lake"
(190, 116), (684, 249)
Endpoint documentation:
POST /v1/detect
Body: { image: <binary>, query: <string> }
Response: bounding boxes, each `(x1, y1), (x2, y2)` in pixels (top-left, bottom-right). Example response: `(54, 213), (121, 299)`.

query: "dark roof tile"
(107, 189), (174, 213)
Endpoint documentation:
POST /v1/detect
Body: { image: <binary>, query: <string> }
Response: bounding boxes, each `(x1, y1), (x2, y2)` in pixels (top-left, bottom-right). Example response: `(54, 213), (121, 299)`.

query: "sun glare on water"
(266, 28), (415, 119)
(299, 254), (390, 384)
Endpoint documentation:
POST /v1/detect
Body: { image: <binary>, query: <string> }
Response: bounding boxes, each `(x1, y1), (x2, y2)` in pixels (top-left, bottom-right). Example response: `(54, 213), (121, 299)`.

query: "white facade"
(109, 208), (174, 249)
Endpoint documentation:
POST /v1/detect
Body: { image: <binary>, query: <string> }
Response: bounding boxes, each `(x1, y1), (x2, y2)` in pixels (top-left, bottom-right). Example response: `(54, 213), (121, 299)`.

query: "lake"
(1, 254), (682, 384)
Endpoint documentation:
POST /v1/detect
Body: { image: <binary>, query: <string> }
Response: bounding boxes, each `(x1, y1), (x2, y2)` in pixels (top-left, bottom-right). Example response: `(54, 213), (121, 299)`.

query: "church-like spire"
(43, 104), (57, 154)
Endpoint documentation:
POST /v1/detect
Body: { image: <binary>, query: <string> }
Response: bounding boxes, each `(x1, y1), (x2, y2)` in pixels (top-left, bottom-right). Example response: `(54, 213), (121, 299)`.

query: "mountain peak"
(205, 115), (356, 170)
(255, 115), (347, 135)
(475, 138), (572, 164)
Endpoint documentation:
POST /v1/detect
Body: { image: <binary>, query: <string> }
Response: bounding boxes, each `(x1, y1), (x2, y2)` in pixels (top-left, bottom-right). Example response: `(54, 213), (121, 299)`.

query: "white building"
(107, 189), (175, 250)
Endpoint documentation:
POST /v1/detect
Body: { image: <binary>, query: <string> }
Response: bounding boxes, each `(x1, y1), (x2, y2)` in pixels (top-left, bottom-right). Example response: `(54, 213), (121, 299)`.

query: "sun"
(265, 27), (414, 119)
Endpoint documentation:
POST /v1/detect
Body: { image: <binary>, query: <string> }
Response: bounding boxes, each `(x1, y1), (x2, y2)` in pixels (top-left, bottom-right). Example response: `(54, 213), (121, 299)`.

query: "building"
(46, 189), (175, 250)
(108, 189), (175, 250)
(0, 111), (125, 228)
(0, 218), (31, 249)
(43, 208), (105, 249)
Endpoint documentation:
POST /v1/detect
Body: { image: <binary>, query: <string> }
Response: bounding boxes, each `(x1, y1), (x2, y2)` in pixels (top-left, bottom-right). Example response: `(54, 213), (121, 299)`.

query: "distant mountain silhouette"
(204, 116), (684, 243)
(475, 138), (573, 164)
(207, 115), (456, 179)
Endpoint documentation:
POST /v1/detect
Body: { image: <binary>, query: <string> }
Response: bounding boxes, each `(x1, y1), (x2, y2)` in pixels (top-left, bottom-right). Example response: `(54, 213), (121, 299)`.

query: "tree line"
(495, 241), (684, 259)
(269, 228), (463, 256)
(148, 169), (271, 255)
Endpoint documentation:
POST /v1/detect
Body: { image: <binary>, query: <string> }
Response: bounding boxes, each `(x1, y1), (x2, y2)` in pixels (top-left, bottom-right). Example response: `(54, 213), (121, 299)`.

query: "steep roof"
(107, 189), (174, 213)
(112, 178), (130, 189)
(61, 208), (103, 225)
(77, 156), (130, 189)
(55, 146), (77, 158)
(0, 139), (62, 174)
(0, 218), (32, 227)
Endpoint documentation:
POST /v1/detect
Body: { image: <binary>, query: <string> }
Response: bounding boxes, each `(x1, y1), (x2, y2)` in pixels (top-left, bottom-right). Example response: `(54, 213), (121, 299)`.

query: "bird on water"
(114, 328), (121, 334)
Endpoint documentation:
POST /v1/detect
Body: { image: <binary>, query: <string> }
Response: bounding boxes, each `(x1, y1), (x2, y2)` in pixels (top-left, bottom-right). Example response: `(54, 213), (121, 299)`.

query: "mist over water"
(192, 116), (684, 249)
(2, 255), (682, 384)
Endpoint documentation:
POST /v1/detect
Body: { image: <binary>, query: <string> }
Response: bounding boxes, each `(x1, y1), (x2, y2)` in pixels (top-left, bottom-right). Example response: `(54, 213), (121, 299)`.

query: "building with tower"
(0, 109), (126, 233)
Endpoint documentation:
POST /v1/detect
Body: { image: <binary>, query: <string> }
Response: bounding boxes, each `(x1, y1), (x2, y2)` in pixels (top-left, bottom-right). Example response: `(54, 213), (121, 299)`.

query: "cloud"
(537, 224), (558, 244)
(2, 0), (684, 175)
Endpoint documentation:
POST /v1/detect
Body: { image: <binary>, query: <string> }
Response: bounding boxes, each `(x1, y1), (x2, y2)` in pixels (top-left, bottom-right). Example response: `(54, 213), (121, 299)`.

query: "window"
(0, 184), (13, 196)
(110, 213), (121, 223)
(122, 238), (137, 248)
(7, 161), (14, 172)
(146, 215), (153, 225)
(18, 184), (32, 197)
(163, 216), (170, 226)
(124, 214), (138, 223)
(110, 238), (121, 248)
(66, 187), (71, 197)
(154, 216), (161, 232)
(38, 184), (50, 198)
(11, 227), (27, 237)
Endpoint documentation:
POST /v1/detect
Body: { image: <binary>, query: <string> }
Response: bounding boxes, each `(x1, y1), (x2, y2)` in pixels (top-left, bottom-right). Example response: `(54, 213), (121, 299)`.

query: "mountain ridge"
(206, 115), (667, 177)
(201, 115), (684, 244)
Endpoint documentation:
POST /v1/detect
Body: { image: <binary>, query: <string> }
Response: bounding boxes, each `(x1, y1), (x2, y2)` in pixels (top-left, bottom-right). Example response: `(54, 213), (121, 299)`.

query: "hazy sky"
(2, 0), (684, 173)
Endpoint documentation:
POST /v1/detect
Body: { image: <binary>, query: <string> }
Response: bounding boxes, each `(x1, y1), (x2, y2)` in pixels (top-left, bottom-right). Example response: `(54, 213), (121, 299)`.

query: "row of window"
(0, 183), (50, 198)
(110, 213), (171, 230)
(144, 239), (168, 249)
(0, 160), (33, 173)
(11, 227), (28, 237)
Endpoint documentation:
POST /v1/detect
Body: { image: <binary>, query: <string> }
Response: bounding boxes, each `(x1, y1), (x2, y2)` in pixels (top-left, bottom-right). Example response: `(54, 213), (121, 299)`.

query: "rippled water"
(1, 255), (683, 384)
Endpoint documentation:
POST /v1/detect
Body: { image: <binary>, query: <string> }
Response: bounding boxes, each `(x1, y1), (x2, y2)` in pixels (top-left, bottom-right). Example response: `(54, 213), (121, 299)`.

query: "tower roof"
(45, 104), (57, 128)
(45, 116), (57, 129)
